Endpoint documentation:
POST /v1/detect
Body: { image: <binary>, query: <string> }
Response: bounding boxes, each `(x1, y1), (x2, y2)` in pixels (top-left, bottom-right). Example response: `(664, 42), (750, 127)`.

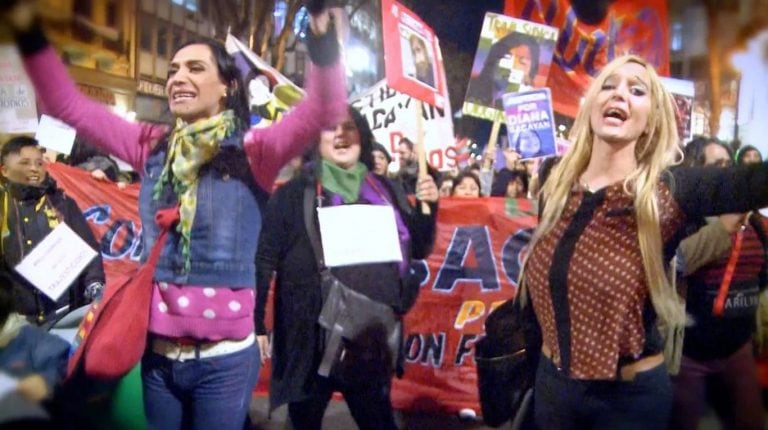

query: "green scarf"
(153, 110), (237, 271)
(320, 160), (368, 204)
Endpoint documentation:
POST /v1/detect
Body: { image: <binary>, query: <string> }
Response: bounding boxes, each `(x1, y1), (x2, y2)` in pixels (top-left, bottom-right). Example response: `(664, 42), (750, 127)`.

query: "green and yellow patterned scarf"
(153, 110), (237, 271)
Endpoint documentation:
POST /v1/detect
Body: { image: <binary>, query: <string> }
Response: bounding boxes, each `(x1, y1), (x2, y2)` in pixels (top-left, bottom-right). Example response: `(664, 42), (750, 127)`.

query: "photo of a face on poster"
(381, 0), (446, 108)
(400, 26), (436, 89)
(501, 88), (557, 161)
(462, 13), (558, 122)
(509, 129), (554, 159)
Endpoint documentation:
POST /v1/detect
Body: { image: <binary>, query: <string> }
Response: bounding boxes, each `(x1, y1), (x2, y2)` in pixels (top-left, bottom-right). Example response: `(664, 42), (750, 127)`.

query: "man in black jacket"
(0, 136), (104, 325)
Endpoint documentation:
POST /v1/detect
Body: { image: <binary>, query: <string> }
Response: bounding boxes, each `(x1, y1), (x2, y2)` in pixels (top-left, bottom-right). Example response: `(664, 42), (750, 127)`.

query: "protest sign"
(0, 45), (38, 133)
(463, 13), (558, 123)
(503, 88), (556, 160)
(15, 223), (97, 301)
(35, 114), (77, 155)
(381, 0), (446, 109)
(225, 34), (304, 128)
(351, 79), (456, 170)
(504, 0), (670, 118)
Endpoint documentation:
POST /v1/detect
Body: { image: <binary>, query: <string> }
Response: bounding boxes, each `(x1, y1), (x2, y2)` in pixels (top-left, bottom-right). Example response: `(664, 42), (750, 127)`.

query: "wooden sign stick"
(415, 99), (431, 215)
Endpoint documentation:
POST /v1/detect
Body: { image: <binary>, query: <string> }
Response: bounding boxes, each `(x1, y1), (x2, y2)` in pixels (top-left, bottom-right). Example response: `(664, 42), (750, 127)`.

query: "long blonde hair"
(521, 55), (686, 330)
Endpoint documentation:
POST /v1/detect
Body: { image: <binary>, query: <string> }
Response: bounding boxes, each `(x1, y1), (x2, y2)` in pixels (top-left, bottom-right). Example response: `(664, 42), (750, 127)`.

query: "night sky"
(405, 0), (505, 53)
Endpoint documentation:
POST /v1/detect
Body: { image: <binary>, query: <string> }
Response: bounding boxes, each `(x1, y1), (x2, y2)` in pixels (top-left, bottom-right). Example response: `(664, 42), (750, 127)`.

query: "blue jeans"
(534, 355), (672, 430)
(141, 342), (260, 430)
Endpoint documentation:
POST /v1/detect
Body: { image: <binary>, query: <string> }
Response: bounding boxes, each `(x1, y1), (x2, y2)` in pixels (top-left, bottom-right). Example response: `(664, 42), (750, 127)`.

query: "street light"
(345, 43), (373, 74)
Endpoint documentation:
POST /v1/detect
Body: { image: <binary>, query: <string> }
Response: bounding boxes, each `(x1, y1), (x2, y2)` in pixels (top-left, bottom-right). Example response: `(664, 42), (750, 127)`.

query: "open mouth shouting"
(602, 106), (628, 125)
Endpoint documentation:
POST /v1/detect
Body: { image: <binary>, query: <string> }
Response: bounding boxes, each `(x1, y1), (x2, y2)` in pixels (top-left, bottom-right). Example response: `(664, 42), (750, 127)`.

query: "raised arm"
(671, 162), (768, 218)
(244, 12), (347, 191)
(14, 24), (167, 171)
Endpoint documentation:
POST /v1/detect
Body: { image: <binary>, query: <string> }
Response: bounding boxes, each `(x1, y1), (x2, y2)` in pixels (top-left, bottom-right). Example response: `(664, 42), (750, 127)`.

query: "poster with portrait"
(504, 0), (670, 118)
(381, 0), (447, 109)
(502, 88), (556, 160)
(463, 13), (558, 122)
(659, 77), (694, 145)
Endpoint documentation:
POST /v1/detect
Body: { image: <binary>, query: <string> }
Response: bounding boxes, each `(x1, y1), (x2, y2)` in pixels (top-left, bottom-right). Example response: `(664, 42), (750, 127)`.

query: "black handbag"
(303, 182), (401, 381)
(475, 289), (541, 428)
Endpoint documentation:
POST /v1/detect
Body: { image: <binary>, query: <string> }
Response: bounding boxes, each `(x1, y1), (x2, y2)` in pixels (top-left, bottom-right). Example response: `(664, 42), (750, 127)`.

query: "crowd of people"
(0, 1), (767, 430)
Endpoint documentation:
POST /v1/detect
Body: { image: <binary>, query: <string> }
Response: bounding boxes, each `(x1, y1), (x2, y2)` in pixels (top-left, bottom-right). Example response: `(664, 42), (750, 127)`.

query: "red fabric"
(503, 0), (670, 117)
(67, 207), (179, 379)
(712, 228), (744, 317)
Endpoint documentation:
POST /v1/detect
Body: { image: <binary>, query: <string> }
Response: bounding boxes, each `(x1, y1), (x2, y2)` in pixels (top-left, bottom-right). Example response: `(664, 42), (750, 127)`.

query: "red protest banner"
(381, 0), (447, 109)
(47, 163), (143, 280)
(391, 197), (537, 413)
(504, 0), (670, 118)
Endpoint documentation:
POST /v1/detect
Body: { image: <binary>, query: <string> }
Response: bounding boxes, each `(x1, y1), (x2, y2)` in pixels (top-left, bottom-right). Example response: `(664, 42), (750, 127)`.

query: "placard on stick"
(463, 13), (558, 123)
(502, 88), (557, 161)
(381, 0), (446, 109)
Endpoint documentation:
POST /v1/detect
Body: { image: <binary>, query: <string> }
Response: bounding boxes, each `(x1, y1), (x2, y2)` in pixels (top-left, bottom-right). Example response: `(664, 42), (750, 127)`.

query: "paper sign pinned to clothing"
(317, 205), (403, 267)
(15, 222), (97, 301)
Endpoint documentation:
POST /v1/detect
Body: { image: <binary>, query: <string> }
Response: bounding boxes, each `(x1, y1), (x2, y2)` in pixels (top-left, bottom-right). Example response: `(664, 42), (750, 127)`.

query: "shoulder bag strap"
(713, 227), (745, 317)
(303, 180), (326, 272)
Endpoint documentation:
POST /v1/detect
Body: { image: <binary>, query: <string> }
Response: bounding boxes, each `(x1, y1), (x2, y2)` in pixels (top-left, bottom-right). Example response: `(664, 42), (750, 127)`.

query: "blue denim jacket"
(138, 133), (269, 288)
(0, 322), (70, 393)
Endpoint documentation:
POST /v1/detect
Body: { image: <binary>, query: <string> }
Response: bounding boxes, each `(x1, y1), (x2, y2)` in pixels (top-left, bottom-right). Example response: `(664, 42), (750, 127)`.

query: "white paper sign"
(0, 44), (38, 134)
(34, 114), (77, 156)
(317, 205), (403, 267)
(0, 372), (18, 400)
(14, 223), (97, 301)
(350, 79), (455, 171)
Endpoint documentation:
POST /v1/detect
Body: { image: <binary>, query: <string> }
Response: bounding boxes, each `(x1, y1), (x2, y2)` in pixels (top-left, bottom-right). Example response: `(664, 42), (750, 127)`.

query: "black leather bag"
(316, 270), (400, 380)
(475, 294), (540, 428)
(303, 183), (402, 382)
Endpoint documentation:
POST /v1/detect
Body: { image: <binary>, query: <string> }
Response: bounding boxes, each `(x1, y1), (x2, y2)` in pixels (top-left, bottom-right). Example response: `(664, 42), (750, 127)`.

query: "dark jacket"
(394, 160), (440, 195)
(0, 178), (104, 324)
(255, 167), (437, 410)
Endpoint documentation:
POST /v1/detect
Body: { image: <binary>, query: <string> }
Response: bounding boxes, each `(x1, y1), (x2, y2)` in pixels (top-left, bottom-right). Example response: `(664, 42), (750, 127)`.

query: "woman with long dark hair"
(4, 2), (347, 428)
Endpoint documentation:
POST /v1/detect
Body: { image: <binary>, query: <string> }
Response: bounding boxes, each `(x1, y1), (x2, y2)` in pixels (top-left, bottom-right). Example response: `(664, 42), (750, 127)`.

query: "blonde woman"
(521, 55), (768, 429)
